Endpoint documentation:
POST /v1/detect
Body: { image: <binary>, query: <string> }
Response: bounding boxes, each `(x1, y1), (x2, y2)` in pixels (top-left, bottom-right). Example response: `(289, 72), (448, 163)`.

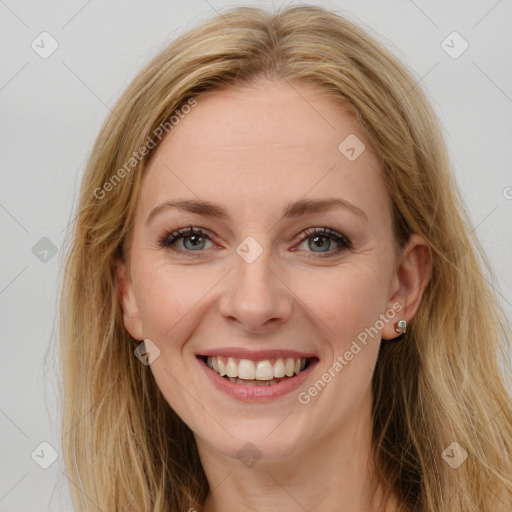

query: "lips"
(195, 348), (318, 401)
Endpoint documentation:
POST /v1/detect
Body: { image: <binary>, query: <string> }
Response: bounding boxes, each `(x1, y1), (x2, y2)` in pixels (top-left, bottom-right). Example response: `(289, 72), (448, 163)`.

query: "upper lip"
(196, 347), (318, 361)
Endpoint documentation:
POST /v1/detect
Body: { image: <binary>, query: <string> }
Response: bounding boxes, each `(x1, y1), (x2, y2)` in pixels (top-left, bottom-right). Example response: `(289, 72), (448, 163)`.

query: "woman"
(59, 5), (512, 511)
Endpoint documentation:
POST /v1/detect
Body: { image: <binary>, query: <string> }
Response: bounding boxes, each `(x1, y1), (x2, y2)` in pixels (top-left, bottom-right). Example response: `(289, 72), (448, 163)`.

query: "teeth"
(285, 357), (295, 377)
(255, 360), (274, 380)
(217, 358), (227, 377)
(226, 357), (238, 378)
(238, 359), (256, 380)
(273, 358), (285, 378)
(204, 355), (310, 380)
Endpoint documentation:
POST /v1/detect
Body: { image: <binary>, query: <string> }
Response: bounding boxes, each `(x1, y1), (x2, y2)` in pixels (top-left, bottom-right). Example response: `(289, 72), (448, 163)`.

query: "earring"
(395, 320), (407, 334)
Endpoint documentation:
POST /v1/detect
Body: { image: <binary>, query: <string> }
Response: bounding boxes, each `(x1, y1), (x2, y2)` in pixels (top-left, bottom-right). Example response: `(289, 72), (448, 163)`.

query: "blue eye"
(159, 226), (212, 254)
(295, 227), (352, 255)
(159, 226), (352, 258)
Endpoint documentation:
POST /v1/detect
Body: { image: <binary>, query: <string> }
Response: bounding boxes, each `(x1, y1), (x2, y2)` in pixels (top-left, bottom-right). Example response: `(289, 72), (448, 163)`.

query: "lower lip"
(197, 357), (318, 402)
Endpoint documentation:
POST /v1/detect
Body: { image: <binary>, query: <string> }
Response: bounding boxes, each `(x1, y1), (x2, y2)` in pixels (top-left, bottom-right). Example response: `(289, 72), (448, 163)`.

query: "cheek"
(281, 266), (389, 436)
(133, 259), (221, 344)
(289, 262), (391, 351)
(132, 262), (215, 417)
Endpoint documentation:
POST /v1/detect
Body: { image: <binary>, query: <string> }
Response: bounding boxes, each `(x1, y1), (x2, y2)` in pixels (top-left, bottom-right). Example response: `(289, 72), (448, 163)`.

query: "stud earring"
(395, 319), (407, 334)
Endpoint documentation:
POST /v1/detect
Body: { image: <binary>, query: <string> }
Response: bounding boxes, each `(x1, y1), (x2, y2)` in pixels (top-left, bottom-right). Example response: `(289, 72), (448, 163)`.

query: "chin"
(195, 416), (309, 463)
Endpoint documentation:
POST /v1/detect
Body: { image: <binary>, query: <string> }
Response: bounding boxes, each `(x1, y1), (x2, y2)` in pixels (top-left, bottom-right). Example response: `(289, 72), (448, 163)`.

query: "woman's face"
(117, 80), (418, 461)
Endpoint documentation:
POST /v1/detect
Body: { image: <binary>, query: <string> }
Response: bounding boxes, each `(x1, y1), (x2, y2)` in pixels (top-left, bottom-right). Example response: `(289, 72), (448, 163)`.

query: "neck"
(194, 391), (399, 512)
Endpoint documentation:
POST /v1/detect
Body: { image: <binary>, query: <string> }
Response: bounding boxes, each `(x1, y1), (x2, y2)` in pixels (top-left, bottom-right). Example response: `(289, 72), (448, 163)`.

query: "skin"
(116, 80), (431, 512)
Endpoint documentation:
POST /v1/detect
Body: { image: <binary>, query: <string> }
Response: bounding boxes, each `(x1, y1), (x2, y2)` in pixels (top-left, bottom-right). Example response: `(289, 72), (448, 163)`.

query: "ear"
(381, 234), (431, 340)
(115, 257), (144, 341)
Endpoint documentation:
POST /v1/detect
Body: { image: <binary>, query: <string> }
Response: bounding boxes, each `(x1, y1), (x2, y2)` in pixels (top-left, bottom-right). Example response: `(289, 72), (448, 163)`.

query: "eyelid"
(159, 226), (212, 248)
(296, 227), (352, 248)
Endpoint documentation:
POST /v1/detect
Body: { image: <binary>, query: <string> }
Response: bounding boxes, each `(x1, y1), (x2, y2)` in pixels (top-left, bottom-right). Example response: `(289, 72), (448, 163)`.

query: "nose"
(218, 243), (293, 333)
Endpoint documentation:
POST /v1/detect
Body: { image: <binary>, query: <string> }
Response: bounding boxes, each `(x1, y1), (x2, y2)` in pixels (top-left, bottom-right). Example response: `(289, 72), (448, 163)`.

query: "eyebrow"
(146, 197), (368, 226)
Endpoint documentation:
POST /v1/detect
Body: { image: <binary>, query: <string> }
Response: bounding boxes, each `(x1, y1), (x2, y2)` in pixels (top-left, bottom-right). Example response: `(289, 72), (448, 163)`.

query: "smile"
(204, 355), (310, 385)
(196, 350), (319, 401)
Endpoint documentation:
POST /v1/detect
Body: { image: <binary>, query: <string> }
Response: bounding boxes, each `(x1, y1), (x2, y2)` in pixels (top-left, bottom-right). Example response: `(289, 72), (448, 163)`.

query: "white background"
(1, 0), (511, 510)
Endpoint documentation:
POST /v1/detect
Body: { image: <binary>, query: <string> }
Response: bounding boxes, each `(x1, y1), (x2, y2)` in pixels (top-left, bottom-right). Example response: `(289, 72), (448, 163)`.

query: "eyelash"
(158, 226), (352, 258)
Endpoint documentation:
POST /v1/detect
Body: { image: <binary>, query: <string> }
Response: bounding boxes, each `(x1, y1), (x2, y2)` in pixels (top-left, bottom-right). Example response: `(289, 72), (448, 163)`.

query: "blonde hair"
(59, 5), (512, 511)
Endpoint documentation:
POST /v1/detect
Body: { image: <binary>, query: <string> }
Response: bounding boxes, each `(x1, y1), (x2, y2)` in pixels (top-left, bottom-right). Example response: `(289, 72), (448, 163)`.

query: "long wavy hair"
(58, 5), (512, 511)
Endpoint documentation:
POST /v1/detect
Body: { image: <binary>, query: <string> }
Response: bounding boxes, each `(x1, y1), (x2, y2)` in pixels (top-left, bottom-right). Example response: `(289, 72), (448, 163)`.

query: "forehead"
(138, 80), (389, 226)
